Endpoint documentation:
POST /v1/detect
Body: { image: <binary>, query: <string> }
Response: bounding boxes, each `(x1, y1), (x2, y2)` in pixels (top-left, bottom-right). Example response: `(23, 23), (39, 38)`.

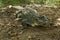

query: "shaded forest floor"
(0, 4), (60, 40)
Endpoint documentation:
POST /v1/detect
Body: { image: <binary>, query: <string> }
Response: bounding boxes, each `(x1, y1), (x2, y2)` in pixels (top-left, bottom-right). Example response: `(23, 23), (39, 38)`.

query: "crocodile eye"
(39, 15), (48, 22)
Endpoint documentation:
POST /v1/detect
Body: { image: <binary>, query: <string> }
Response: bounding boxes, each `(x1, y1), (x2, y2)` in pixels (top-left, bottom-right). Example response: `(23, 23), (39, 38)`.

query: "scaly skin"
(16, 7), (49, 28)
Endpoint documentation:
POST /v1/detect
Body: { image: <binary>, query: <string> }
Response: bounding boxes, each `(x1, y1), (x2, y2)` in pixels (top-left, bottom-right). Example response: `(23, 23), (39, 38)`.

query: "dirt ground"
(0, 5), (60, 40)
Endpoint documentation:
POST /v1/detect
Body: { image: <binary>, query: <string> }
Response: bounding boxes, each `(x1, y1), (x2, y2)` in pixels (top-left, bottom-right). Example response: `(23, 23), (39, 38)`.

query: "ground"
(0, 5), (60, 40)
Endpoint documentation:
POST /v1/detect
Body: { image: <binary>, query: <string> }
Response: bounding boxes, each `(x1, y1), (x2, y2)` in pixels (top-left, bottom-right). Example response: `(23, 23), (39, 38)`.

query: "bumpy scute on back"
(15, 7), (49, 27)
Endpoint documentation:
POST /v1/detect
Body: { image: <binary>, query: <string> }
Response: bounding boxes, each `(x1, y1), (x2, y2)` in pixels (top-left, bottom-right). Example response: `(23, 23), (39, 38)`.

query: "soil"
(0, 5), (60, 40)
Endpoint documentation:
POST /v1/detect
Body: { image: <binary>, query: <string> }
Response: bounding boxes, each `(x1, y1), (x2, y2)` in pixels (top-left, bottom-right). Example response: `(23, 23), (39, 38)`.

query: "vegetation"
(0, 0), (60, 7)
